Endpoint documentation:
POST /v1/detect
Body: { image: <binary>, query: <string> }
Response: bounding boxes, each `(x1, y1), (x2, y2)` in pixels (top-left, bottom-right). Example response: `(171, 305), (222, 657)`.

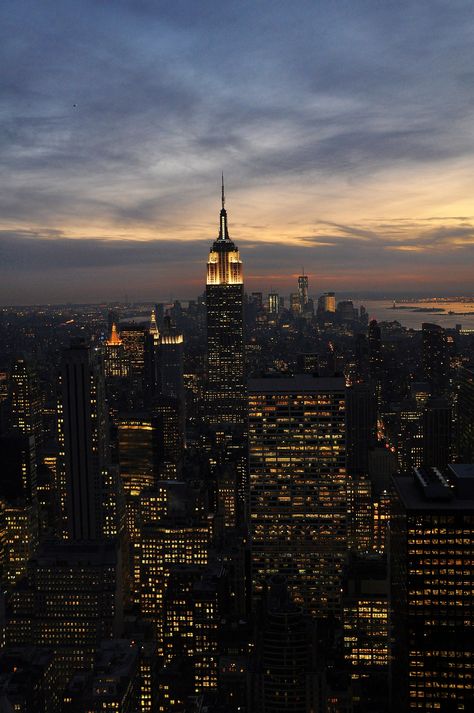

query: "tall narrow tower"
(206, 177), (245, 424)
(58, 340), (108, 540)
(297, 273), (308, 308)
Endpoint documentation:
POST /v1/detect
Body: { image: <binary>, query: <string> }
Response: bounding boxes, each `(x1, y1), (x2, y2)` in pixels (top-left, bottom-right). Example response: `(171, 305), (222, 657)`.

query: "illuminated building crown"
(107, 322), (122, 346)
(149, 308), (160, 343)
(206, 175), (243, 286)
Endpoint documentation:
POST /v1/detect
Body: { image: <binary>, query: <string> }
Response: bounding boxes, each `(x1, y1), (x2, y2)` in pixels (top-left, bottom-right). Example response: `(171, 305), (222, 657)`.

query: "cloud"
(2, 214), (474, 303)
(1, 1), (474, 300)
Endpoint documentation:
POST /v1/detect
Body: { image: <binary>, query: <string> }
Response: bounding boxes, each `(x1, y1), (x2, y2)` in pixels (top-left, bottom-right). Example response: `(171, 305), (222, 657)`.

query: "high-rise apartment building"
(248, 374), (347, 616)
(390, 465), (474, 712)
(206, 179), (245, 424)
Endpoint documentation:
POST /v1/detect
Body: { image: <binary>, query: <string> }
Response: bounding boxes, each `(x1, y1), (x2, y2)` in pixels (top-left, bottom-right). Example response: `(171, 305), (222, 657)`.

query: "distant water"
(355, 299), (474, 330)
(121, 300), (474, 332)
(120, 314), (149, 324)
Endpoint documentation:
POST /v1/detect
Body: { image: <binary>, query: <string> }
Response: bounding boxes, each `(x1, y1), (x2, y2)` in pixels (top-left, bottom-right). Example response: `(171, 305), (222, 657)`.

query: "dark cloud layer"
(2, 218), (474, 304)
(1, 1), (474, 301)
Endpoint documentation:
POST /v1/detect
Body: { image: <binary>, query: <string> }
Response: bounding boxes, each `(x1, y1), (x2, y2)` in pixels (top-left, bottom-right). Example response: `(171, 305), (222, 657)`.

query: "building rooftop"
(393, 468), (474, 511)
(248, 374), (345, 393)
(34, 538), (118, 567)
(447, 464), (474, 498)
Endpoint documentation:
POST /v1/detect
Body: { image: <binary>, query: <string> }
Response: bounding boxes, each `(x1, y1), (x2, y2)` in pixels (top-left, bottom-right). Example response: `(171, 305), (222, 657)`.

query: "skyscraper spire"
(218, 173), (229, 241)
(206, 181), (245, 425)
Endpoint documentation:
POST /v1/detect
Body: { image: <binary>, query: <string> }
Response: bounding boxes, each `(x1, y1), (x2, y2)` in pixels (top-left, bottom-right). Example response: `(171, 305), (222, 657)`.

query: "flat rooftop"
(34, 539), (118, 566)
(393, 473), (474, 511)
(248, 374), (345, 393)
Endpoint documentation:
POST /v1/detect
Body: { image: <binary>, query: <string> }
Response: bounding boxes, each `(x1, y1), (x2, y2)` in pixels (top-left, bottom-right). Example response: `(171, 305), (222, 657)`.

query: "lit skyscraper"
(105, 323), (128, 378)
(323, 291), (336, 313)
(117, 415), (159, 598)
(268, 292), (280, 316)
(248, 374), (347, 616)
(390, 465), (474, 712)
(10, 358), (43, 448)
(206, 178), (245, 424)
(342, 554), (389, 708)
(120, 324), (146, 393)
(289, 292), (301, 315)
(297, 274), (308, 307)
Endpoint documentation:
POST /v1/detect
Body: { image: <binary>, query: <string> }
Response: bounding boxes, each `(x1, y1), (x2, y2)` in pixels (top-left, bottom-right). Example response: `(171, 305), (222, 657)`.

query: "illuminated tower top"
(206, 175), (243, 286)
(107, 322), (122, 346)
(149, 308), (160, 344)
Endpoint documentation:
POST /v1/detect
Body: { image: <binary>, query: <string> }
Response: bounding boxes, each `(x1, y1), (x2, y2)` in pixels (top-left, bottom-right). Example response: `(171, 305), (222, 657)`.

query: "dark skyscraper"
(422, 396), (452, 469)
(368, 319), (383, 381)
(254, 575), (318, 713)
(422, 322), (449, 395)
(457, 366), (474, 462)
(346, 382), (377, 476)
(58, 340), (108, 541)
(205, 178), (245, 424)
(158, 317), (184, 405)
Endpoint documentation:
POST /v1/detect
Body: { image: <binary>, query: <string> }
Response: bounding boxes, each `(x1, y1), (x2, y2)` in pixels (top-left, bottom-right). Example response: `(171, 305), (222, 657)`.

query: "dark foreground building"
(390, 465), (474, 712)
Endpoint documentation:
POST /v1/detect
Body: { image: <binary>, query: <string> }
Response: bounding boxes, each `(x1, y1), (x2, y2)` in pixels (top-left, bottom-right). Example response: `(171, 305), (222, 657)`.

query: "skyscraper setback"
(205, 178), (245, 424)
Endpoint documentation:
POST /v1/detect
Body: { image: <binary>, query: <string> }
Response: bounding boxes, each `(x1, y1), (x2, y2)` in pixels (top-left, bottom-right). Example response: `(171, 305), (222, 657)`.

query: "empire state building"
(206, 178), (245, 423)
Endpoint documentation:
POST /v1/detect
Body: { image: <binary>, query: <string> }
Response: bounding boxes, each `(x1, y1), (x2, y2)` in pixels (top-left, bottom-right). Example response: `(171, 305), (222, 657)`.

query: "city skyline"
(2, 1), (474, 302)
(2, 4), (474, 711)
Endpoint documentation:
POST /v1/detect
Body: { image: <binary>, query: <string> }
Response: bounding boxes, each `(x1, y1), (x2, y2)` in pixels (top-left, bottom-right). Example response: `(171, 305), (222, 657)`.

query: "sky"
(1, 0), (474, 304)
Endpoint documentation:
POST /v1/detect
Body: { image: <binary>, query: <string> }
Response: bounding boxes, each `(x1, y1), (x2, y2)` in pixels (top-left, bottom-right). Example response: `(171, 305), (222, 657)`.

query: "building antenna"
(221, 172), (225, 210)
